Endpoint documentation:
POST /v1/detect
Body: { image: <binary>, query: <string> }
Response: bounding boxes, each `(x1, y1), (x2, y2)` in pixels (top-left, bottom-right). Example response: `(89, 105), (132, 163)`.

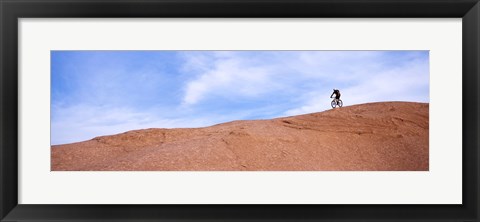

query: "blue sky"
(51, 51), (429, 145)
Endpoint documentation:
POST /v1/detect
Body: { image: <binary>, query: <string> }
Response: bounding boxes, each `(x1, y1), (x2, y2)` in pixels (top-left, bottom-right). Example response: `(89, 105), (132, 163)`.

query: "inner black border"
(1, 0), (479, 221)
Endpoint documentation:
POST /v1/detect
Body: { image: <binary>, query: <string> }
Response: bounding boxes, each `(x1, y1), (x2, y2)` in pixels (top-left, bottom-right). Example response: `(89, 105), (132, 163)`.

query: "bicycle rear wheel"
(337, 99), (343, 107)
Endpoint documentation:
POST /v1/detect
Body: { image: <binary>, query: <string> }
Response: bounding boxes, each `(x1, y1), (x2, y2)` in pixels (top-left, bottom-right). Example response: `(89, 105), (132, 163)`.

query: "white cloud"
(284, 56), (429, 116)
(182, 54), (278, 105)
(181, 51), (429, 111)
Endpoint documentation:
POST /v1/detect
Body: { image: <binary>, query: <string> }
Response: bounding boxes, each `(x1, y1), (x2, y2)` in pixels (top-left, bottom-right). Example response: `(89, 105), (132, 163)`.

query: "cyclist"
(330, 89), (341, 105)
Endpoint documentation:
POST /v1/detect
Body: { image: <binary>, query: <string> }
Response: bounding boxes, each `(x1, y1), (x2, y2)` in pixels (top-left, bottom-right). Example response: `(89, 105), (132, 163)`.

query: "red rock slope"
(51, 102), (429, 171)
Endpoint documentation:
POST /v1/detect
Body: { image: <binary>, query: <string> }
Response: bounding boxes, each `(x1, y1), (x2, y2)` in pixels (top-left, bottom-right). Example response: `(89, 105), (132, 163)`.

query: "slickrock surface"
(52, 102), (429, 171)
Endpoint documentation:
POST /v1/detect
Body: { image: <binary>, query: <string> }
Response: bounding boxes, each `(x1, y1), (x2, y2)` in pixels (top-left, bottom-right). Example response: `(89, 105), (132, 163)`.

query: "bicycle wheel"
(331, 100), (337, 108)
(337, 99), (343, 107)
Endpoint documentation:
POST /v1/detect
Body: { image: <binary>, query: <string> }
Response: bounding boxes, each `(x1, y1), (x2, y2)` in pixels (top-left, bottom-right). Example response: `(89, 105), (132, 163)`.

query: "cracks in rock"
(221, 137), (247, 170)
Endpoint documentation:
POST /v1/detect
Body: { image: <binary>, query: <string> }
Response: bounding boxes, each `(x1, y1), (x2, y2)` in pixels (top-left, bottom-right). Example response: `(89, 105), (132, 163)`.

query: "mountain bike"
(331, 98), (343, 108)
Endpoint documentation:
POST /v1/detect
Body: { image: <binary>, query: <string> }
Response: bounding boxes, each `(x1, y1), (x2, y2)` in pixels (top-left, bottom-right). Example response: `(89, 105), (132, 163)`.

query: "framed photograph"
(50, 50), (430, 172)
(1, 0), (479, 221)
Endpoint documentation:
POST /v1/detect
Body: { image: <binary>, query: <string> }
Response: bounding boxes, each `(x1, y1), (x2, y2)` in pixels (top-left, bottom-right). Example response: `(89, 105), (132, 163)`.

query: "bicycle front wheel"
(331, 100), (337, 108)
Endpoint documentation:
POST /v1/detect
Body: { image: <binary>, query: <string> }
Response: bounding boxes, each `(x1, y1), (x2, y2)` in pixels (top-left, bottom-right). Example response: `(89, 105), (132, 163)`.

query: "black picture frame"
(1, 0), (479, 221)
